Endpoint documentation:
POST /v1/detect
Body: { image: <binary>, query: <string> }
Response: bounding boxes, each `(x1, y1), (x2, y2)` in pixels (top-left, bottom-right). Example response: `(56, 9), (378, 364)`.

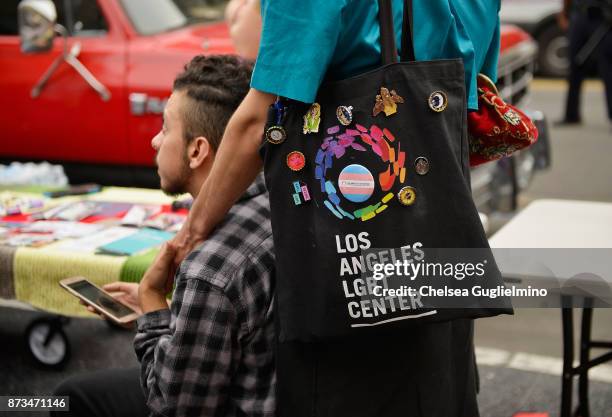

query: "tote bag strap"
(378, 0), (416, 65)
(400, 0), (416, 62)
(378, 0), (398, 65)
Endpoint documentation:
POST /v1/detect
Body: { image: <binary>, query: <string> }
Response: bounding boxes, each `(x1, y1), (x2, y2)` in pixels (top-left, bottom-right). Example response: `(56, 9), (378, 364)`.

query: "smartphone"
(60, 277), (139, 323)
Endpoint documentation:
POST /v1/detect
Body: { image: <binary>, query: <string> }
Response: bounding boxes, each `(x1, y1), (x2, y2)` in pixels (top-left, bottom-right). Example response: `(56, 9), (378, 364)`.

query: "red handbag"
(468, 74), (539, 167)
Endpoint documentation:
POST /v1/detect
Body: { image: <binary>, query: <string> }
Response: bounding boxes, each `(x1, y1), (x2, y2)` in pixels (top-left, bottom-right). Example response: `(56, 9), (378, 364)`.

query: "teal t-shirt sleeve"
(251, 0), (346, 103)
(481, 18), (501, 84)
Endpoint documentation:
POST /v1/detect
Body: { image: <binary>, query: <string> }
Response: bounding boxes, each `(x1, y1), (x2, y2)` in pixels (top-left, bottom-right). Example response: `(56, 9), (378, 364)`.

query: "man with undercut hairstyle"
(52, 55), (276, 417)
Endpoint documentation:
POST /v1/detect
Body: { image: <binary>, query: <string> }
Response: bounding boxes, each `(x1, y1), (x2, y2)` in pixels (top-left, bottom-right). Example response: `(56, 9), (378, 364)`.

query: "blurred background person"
(225, 0), (261, 60)
(557, 0), (612, 126)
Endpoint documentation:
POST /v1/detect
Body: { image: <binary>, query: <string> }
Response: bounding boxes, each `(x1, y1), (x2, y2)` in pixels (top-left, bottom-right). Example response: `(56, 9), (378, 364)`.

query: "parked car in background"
(0, 0), (232, 186)
(0, 0), (550, 218)
(500, 0), (567, 77)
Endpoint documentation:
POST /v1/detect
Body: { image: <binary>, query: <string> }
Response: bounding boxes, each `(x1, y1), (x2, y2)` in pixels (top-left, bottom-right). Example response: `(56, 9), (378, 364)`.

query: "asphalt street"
(0, 79), (611, 417)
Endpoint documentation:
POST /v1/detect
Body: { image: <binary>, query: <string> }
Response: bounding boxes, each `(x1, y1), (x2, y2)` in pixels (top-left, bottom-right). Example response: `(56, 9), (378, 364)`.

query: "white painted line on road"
(475, 346), (512, 366)
(531, 79), (604, 92)
(509, 352), (564, 376)
(476, 347), (612, 384)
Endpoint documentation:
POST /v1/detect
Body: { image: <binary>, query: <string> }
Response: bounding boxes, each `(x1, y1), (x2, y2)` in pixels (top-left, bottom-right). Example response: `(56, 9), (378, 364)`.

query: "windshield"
(120, 0), (229, 35)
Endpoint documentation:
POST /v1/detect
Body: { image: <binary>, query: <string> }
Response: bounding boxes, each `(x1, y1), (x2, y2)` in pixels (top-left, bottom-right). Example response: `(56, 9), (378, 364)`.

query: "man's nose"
(151, 132), (161, 150)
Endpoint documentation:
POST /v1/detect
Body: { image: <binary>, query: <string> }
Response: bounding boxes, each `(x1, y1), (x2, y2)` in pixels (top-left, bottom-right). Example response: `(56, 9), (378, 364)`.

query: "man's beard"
(158, 153), (191, 197)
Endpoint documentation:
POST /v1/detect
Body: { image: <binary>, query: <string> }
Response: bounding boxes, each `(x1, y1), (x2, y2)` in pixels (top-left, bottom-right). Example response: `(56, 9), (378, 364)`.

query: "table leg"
(561, 305), (574, 417)
(578, 305), (593, 417)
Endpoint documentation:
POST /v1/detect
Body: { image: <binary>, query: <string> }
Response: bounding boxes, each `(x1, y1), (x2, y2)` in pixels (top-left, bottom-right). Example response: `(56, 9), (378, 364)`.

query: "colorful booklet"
(96, 228), (173, 256)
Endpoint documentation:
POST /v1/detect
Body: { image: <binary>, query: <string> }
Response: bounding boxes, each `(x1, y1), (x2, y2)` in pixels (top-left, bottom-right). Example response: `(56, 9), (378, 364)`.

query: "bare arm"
(173, 88), (276, 263)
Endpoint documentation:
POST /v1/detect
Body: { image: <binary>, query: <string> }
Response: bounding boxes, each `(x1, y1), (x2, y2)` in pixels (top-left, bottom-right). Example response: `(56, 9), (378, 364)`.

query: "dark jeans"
(276, 319), (479, 417)
(564, 10), (612, 122)
(51, 367), (148, 417)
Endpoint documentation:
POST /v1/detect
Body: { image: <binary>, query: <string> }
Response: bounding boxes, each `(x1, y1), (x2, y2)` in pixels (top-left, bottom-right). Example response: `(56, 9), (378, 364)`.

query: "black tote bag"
(261, 0), (513, 342)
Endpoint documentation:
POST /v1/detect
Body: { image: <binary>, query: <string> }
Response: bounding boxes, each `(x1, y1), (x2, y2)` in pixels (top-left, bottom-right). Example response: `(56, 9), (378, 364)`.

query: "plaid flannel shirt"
(134, 175), (276, 417)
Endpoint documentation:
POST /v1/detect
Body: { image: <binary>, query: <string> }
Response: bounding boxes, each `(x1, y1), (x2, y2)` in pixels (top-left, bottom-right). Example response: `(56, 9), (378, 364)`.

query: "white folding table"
(489, 199), (612, 417)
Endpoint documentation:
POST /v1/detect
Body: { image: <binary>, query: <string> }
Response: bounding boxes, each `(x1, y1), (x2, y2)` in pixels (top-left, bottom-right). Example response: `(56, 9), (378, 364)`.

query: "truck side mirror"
(18, 0), (58, 53)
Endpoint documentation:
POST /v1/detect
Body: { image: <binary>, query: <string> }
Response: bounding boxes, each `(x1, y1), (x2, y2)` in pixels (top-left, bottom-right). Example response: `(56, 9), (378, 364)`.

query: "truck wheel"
(25, 317), (71, 369)
(513, 150), (536, 192)
(537, 23), (569, 77)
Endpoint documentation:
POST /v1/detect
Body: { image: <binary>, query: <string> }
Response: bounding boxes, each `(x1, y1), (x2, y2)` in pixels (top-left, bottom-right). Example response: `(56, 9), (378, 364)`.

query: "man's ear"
(186, 136), (212, 169)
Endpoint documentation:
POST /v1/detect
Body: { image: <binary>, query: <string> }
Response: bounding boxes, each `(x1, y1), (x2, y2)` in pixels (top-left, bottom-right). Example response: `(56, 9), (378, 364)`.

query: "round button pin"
(338, 164), (375, 203)
(287, 151), (306, 171)
(266, 125), (287, 144)
(428, 91), (448, 112)
(336, 106), (354, 126)
(397, 186), (417, 206)
(414, 157), (430, 175)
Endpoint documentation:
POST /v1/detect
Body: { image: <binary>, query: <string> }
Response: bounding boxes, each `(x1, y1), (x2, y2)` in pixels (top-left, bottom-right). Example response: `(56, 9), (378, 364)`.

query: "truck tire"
(488, 158), (517, 213)
(537, 23), (569, 77)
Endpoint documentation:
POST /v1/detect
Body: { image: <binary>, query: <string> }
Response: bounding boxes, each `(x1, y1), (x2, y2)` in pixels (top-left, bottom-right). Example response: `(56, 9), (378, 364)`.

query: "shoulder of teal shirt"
(251, 0), (350, 103)
(251, 0), (501, 110)
(252, 0), (403, 103)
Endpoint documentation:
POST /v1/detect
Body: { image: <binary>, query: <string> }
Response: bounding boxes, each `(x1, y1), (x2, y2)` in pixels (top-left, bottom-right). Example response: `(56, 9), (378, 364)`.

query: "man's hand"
(79, 281), (141, 328)
(103, 282), (142, 314)
(80, 282), (142, 315)
(170, 225), (205, 275)
(139, 242), (178, 313)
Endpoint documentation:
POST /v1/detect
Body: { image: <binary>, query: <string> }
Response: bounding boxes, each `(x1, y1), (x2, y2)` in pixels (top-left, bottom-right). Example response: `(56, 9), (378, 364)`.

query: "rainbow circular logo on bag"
(314, 123), (408, 221)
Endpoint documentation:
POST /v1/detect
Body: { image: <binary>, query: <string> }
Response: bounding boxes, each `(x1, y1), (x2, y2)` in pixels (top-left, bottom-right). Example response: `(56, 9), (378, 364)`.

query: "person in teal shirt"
(167, 2), (503, 416)
(252, 0), (501, 110)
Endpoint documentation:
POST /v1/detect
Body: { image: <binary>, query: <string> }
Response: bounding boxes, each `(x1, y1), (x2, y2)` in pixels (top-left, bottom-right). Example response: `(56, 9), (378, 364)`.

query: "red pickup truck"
(0, 0), (548, 200)
(1, 0), (233, 185)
